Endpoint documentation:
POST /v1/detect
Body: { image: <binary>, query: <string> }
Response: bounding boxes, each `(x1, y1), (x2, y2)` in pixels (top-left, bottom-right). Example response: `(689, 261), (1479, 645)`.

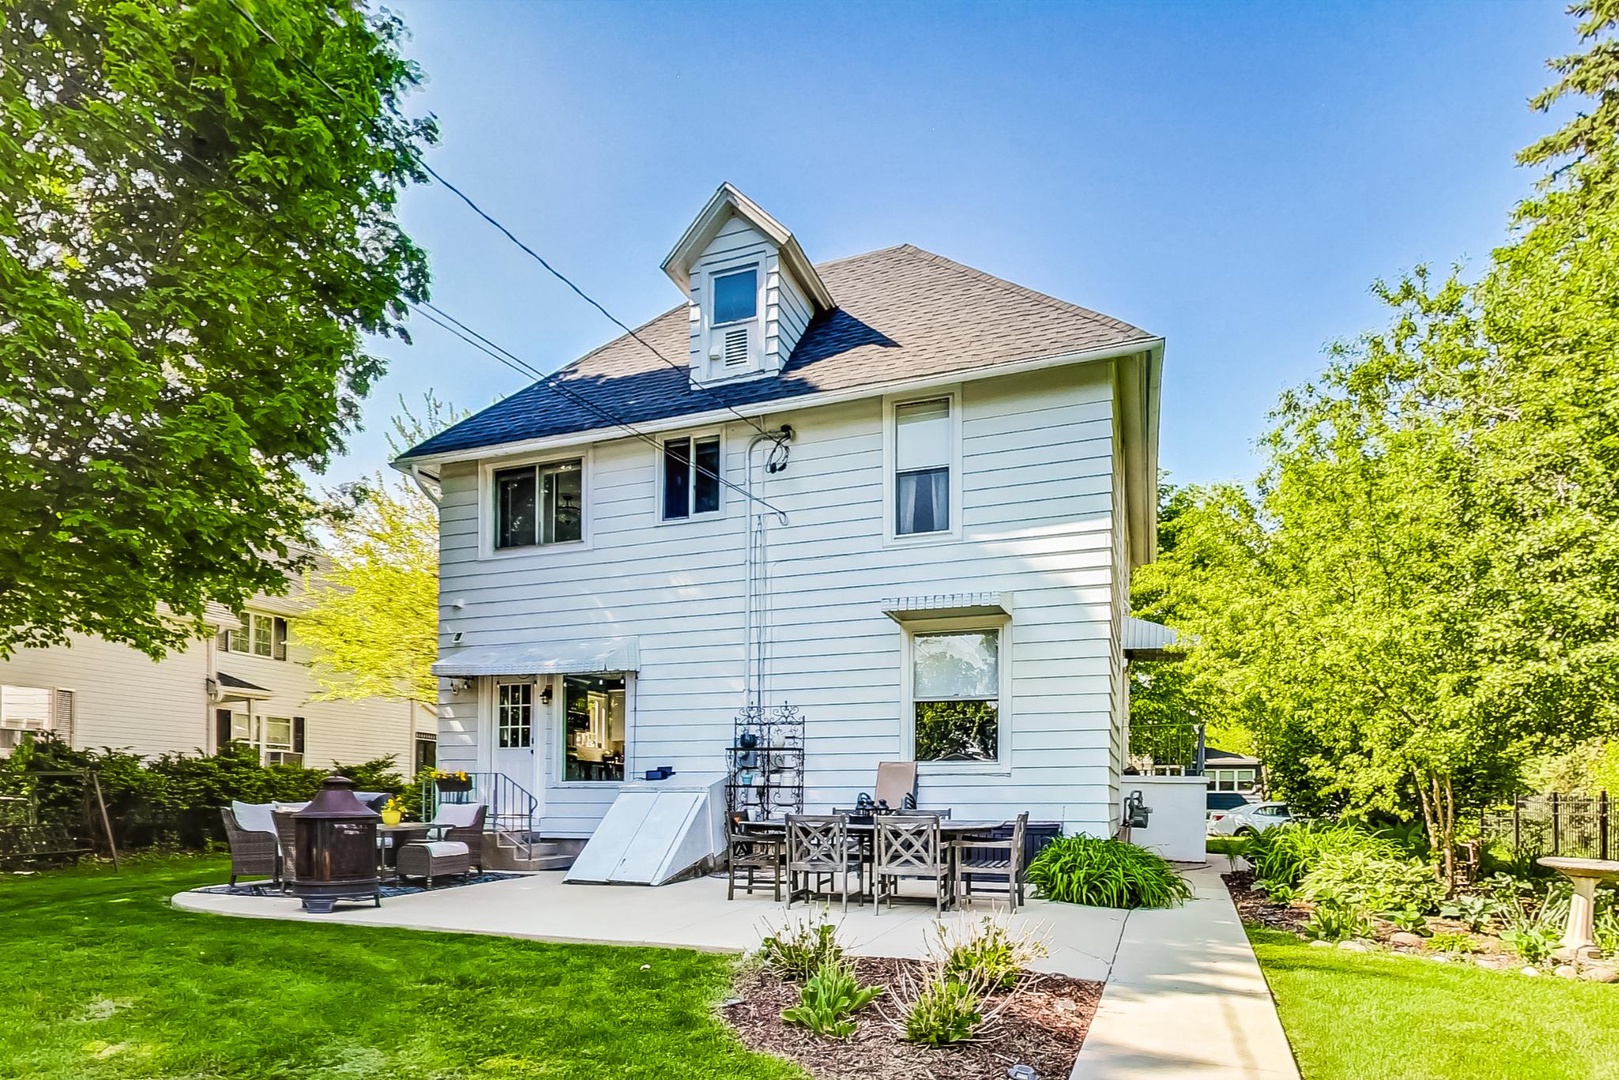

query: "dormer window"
(712, 267), (757, 324)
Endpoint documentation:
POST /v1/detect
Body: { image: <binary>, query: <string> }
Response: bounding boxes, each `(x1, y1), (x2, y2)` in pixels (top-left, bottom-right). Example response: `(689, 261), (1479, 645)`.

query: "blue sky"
(341, 0), (1577, 488)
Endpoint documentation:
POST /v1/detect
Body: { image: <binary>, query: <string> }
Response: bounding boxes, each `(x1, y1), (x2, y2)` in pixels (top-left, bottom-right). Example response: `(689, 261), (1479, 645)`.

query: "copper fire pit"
(291, 775), (381, 913)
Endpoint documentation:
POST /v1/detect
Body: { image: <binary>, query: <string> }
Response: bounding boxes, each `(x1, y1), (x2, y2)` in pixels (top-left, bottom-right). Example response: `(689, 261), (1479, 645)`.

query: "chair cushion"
(433, 803), (482, 828)
(231, 801), (276, 836)
(416, 841), (470, 858)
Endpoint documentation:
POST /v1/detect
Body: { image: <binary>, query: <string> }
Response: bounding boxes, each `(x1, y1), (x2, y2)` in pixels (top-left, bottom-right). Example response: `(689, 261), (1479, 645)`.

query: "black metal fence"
(1481, 793), (1613, 860)
(1127, 720), (1206, 776)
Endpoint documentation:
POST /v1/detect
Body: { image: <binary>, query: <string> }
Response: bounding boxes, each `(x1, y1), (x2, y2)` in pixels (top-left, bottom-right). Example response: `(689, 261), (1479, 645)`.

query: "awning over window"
(431, 638), (640, 678)
(1123, 616), (1182, 660)
(213, 671), (273, 702)
(881, 592), (1013, 623)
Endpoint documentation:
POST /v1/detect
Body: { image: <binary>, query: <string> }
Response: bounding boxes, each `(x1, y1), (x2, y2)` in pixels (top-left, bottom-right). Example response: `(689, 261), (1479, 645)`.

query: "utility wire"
(44, 66), (788, 521)
(222, 0), (773, 439)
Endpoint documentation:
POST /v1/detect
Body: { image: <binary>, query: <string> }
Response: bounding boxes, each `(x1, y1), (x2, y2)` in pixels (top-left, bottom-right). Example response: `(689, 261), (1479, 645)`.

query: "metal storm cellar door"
(291, 775), (381, 912)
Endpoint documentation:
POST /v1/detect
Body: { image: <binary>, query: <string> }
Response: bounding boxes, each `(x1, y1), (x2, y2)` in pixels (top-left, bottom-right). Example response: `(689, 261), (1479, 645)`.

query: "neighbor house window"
(911, 629), (1000, 762)
(712, 267), (757, 324)
(414, 733), (437, 774)
(894, 398), (951, 535)
(494, 460), (583, 549)
(222, 614), (288, 660)
(1208, 768), (1257, 793)
(262, 716), (304, 766)
(661, 435), (721, 520)
(497, 682), (532, 748)
(563, 674), (627, 782)
(0, 684), (65, 755)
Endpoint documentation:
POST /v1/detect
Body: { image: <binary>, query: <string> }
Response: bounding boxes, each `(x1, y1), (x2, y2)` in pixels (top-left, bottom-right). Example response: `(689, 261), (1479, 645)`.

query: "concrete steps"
(483, 836), (582, 873)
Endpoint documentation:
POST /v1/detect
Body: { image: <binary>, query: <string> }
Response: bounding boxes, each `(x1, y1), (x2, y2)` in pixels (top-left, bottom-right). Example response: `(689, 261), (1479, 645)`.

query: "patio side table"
(377, 823), (431, 877)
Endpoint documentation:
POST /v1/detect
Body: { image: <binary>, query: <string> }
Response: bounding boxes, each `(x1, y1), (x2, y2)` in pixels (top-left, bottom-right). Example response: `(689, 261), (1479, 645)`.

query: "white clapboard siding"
(436, 363), (1131, 837)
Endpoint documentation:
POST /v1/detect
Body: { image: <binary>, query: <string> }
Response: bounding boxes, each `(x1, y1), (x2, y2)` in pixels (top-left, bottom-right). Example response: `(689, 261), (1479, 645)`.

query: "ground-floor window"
(0, 684), (70, 755)
(910, 628), (1002, 762)
(563, 674), (626, 781)
(1208, 768), (1257, 793)
(219, 710), (303, 765)
(415, 733), (437, 773)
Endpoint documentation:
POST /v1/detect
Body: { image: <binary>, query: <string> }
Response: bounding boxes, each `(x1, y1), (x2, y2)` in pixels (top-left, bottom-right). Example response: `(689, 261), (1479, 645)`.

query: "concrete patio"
(174, 862), (1299, 1079)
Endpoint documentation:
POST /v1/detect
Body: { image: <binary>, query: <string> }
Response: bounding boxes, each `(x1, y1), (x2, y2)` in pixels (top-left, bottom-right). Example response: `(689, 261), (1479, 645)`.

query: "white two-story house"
(397, 184), (1163, 841)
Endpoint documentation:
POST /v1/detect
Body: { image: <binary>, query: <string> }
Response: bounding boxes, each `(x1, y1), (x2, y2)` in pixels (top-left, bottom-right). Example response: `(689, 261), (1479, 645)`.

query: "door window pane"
(712, 268), (757, 324)
(564, 674), (627, 781)
(498, 682), (532, 749)
(495, 467), (537, 549)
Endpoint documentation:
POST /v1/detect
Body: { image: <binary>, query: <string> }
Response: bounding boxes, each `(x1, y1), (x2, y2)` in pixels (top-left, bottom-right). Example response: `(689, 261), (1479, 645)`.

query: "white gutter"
(390, 336), (1162, 475)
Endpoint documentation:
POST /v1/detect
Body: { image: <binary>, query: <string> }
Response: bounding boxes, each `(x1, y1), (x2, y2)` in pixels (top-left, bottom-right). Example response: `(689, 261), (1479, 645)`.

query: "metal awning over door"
(430, 638), (640, 678)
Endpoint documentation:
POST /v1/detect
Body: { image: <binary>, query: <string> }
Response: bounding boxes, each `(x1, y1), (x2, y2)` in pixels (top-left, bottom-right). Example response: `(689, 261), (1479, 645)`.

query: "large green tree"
(0, 0), (433, 657)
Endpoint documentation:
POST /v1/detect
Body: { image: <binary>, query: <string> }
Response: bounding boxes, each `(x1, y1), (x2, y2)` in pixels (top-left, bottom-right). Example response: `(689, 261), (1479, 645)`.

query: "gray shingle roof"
(402, 244), (1156, 460)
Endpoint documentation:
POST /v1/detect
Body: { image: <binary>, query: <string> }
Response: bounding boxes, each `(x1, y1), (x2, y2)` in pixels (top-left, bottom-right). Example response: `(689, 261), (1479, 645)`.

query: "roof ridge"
(902, 246), (1153, 339)
(810, 242), (915, 270)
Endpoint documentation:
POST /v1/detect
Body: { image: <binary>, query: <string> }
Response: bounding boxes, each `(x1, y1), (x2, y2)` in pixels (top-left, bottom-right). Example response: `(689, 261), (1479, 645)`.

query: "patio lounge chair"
(396, 841), (471, 887)
(873, 814), (952, 915)
(955, 811), (1029, 912)
(725, 810), (783, 901)
(220, 806), (278, 888)
(786, 814), (865, 913)
(875, 761), (917, 810)
(422, 802), (486, 871)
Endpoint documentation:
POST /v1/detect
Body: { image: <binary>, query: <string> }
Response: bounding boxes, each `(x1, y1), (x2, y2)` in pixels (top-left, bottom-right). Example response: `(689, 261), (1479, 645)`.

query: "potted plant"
(433, 769), (473, 794)
(380, 796), (405, 826)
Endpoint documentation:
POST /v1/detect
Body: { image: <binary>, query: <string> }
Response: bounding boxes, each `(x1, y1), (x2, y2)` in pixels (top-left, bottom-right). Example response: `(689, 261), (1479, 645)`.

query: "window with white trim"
(0, 684), (67, 755)
(712, 267), (757, 325)
(497, 682), (533, 748)
(661, 435), (721, 520)
(219, 613), (288, 660)
(910, 629), (1001, 762)
(894, 398), (952, 536)
(495, 460), (583, 549)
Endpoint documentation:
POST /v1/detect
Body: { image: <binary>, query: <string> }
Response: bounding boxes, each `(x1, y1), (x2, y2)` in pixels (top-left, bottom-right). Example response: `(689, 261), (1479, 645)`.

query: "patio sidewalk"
(173, 861), (1299, 1079)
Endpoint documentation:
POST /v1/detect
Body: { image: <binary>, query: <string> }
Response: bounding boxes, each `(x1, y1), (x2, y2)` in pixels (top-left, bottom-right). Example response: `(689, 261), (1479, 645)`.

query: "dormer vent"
(662, 183), (836, 389)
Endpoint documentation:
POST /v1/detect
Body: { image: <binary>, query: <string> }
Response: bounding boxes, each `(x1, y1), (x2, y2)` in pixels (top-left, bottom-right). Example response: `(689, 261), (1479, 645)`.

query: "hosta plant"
(1439, 894), (1499, 933)
(1303, 901), (1372, 944)
(779, 960), (882, 1039)
(1025, 836), (1192, 909)
(1379, 907), (1430, 935)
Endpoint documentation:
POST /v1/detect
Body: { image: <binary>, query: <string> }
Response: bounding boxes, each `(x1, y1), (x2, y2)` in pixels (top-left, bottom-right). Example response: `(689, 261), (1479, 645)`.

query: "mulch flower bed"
(723, 956), (1102, 1080)
(1222, 869), (1310, 933)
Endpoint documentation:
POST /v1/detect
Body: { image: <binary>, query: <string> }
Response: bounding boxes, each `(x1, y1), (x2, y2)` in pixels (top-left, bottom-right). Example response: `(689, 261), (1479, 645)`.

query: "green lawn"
(0, 856), (802, 1080)
(1251, 927), (1619, 1080)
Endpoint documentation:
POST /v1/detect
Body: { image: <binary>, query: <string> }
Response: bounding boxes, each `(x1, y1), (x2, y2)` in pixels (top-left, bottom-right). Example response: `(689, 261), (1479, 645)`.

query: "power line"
(221, 0), (772, 438)
(43, 66), (789, 521)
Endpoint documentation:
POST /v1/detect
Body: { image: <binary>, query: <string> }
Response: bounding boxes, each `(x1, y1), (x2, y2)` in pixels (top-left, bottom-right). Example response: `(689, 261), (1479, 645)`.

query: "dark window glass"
(541, 461), (583, 543)
(896, 467), (950, 535)
(564, 674), (627, 782)
(712, 268), (757, 324)
(693, 436), (721, 514)
(496, 467), (538, 548)
(662, 438), (691, 521)
(914, 701), (999, 762)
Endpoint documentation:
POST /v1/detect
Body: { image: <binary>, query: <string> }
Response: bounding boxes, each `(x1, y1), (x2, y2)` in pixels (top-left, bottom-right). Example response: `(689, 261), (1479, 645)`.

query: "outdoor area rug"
(194, 871), (525, 899)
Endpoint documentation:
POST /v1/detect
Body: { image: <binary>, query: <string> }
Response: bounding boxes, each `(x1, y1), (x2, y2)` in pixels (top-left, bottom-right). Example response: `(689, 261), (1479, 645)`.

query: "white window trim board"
(882, 387), (965, 546)
(477, 446), (594, 560)
(899, 612), (1013, 776)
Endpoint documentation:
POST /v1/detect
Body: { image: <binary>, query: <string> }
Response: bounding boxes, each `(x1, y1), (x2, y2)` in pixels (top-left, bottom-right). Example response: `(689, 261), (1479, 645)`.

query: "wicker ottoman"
(396, 840), (471, 887)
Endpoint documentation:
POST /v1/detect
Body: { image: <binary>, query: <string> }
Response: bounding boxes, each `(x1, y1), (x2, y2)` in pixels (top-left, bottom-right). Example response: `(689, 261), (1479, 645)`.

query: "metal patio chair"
(873, 814), (952, 915)
(786, 814), (865, 913)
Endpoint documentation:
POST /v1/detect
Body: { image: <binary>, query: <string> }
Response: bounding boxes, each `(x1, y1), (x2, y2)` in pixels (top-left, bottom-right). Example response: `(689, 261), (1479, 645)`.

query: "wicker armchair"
(426, 803), (486, 872)
(220, 807), (278, 888)
(271, 809), (299, 889)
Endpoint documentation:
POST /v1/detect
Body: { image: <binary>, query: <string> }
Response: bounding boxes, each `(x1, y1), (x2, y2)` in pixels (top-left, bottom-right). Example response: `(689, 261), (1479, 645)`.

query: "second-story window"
(895, 398), (952, 536)
(495, 459), (583, 549)
(661, 435), (721, 521)
(712, 267), (757, 324)
(222, 613), (288, 660)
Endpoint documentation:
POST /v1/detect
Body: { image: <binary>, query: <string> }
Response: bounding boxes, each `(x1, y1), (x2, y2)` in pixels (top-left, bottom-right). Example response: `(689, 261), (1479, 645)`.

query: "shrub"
(1298, 849), (1441, 913)
(903, 977), (982, 1045)
(935, 917), (1048, 992)
(1303, 901), (1372, 943)
(1428, 931), (1478, 955)
(758, 913), (844, 982)
(1025, 836), (1192, 909)
(1244, 822), (1411, 893)
(780, 960), (882, 1039)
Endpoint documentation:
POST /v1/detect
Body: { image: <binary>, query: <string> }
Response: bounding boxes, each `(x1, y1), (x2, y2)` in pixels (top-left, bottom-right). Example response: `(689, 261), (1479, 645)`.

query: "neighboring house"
(397, 183), (1164, 840)
(0, 565), (435, 772)
(1204, 746), (1264, 801)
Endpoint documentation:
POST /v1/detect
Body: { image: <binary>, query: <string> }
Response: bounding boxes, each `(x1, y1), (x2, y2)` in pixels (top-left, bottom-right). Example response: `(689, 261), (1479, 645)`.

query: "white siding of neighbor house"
(436, 362), (1127, 839)
(0, 624), (426, 770)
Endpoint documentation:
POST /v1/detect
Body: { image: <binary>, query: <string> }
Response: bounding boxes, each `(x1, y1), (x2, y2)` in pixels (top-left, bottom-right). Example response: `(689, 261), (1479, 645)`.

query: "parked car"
(1208, 801), (1293, 836)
